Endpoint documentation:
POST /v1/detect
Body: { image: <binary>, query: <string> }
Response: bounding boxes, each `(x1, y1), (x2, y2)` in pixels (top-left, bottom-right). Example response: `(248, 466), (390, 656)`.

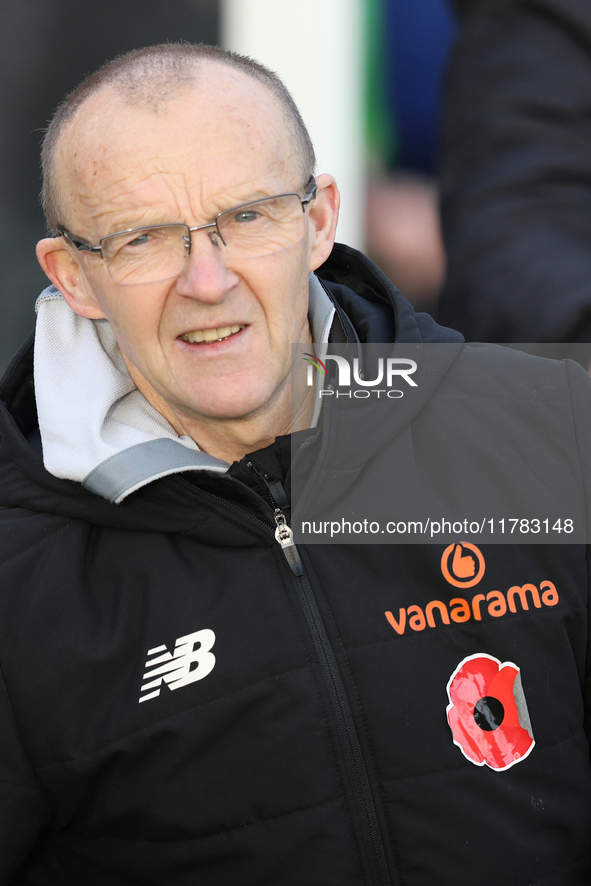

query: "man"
(0, 43), (590, 886)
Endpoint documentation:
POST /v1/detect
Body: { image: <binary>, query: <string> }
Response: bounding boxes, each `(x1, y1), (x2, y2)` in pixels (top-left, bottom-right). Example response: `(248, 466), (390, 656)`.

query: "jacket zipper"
(274, 509), (392, 886)
(177, 476), (393, 884)
(292, 387), (333, 527)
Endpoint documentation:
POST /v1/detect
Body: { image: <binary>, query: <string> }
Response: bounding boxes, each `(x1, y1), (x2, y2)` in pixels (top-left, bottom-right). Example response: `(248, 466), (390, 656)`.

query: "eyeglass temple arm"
(58, 229), (102, 254)
(301, 178), (318, 209)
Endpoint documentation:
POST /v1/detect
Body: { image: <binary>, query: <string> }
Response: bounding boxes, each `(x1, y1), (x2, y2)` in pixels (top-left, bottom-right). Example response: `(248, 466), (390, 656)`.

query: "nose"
(174, 231), (239, 303)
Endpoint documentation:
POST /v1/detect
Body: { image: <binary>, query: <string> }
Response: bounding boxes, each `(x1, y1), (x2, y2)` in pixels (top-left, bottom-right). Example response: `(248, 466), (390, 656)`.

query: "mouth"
(179, 324), (245, 344)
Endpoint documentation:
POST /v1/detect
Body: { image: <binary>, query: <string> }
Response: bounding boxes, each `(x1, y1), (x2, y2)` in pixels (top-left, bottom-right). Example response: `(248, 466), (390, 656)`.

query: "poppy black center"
(473, 696), (505, 731)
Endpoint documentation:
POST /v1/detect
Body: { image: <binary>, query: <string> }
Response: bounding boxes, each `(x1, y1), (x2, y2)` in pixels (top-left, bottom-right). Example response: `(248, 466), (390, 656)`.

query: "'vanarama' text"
(385, 580), (559, 635)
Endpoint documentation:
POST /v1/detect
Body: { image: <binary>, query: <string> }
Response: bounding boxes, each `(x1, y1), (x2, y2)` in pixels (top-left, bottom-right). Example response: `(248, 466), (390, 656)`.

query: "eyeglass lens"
(101, 193), (307, 285)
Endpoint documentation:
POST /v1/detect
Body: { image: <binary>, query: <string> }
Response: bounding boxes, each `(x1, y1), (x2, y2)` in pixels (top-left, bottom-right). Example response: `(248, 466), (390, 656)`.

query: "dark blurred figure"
(0, 0), (218, 373)
(365, 0), (455, 313)
(439, 0), (591, 343)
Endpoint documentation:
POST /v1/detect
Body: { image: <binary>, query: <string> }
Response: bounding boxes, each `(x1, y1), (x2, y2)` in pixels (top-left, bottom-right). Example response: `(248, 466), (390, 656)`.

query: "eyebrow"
(100, 187), (296, 237)
(107, 190), (276, 234)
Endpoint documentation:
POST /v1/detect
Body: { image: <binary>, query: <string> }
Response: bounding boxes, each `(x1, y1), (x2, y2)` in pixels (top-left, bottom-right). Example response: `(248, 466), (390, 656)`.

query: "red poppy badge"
(446, 653), (535, 771)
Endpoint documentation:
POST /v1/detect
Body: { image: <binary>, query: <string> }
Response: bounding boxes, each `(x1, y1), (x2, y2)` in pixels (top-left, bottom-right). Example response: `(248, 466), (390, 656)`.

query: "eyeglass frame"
(58, 177), (318, 266)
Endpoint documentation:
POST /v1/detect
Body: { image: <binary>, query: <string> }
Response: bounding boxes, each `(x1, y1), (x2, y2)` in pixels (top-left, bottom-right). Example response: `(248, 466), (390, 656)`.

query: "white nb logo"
(139, 629), (216, 703)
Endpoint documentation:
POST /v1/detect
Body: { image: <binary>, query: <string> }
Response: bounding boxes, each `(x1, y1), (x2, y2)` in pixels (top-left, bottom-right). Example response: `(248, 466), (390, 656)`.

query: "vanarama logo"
(303, 353), (417, 400)
(441, 542), (485, 588)
(385, 542), (559, 635)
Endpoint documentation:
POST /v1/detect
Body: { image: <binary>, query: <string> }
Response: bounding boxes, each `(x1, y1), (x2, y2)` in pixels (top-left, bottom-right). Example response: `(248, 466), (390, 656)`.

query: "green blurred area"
(364, 0), (397, 171)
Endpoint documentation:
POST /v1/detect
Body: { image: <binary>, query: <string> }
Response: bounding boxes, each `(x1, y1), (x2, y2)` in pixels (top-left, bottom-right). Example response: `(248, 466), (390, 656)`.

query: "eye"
(126, 232), (152, 247)
(233, 210), (260, 223)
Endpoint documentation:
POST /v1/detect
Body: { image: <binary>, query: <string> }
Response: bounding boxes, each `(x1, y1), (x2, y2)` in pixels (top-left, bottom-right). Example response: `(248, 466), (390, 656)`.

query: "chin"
(183, 389), (279, 423)
(188, 375), (287, 420)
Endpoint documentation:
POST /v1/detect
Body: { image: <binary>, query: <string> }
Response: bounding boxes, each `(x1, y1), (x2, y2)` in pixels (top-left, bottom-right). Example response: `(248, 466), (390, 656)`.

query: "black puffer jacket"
(0, 245), (590, 885)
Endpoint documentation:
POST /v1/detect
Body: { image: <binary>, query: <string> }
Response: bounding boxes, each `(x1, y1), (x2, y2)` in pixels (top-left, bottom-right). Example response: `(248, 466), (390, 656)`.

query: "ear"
(307, 173), (340, 272)
(36, 237), (107, 319)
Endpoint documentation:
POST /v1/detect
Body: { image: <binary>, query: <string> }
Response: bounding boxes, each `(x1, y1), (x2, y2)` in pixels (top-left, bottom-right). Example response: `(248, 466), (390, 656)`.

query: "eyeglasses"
(59, 178), (317, 286)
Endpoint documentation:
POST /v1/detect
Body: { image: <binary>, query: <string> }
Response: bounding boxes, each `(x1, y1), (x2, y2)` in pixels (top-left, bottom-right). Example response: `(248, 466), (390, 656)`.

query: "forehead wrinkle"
(56, 73), (301, 235)
(83, 169), (189, 212)
(67, 172), (179, 236)
(194, 155), (296, 214)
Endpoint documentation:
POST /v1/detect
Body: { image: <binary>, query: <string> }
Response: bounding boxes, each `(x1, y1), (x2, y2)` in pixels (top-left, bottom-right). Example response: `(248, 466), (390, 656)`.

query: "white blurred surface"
(220, 0), (365, 249)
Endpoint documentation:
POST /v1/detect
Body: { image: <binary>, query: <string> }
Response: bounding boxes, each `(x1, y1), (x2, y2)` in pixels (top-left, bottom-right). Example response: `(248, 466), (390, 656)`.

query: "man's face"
(47, 69), (334, 430)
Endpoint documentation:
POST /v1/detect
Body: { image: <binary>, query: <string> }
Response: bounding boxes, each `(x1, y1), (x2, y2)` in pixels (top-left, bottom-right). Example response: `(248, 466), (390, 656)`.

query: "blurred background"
(0, 0), (457, 373)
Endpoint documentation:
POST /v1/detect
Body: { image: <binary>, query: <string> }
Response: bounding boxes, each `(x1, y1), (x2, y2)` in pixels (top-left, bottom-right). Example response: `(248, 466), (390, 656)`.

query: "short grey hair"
(40, 42), (316, 234)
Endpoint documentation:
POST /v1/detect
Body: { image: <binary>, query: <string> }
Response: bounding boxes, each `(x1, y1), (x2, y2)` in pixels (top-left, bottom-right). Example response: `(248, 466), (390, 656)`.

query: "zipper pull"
(274, 509), (304, 576)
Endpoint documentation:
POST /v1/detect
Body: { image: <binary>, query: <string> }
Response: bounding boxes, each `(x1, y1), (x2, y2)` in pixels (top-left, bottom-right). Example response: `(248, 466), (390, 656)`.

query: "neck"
(122, 353), (314, 464)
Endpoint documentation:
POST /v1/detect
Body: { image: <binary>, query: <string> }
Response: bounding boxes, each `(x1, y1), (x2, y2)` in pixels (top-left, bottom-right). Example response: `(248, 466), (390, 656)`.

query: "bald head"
(53, 67), (306, 249)
(41, 43), (316, 234)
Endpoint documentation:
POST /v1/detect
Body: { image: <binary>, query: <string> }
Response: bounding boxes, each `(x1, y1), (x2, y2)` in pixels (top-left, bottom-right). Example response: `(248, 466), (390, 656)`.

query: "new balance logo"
(139, 629), (216, 703)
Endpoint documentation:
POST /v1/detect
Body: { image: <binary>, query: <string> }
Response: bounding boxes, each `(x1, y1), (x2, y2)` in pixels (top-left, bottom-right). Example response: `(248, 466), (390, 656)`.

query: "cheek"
(103, 305), (139, 348)
(97, 286), (168, 353)
(265, 291), (309, 347)
(258, 257), (310, 339)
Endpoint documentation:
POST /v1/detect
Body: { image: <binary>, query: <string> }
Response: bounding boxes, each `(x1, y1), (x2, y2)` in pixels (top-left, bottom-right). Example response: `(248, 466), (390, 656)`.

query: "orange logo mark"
(441, 542), (485, 588)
